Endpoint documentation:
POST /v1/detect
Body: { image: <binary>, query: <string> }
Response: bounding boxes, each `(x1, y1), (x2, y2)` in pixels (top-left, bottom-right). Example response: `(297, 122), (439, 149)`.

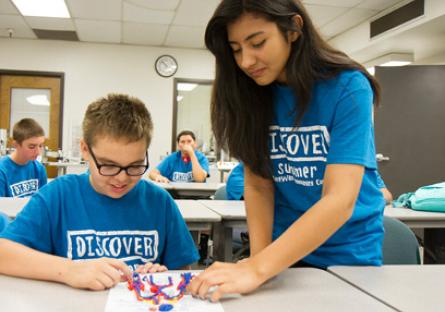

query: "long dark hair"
(205, 0), (380, 179)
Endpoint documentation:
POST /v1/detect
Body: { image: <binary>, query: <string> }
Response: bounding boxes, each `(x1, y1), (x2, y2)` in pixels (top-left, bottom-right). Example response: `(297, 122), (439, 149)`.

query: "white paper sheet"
(104, 272), (224, 312)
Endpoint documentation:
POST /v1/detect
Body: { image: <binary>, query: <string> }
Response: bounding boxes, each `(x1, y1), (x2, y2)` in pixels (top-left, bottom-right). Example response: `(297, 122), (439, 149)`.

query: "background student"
(149, 130), (209, 183)
(0, 94), (199, 290)
(226, 162), (244, 200)
(190, 0), (385, 301)
(0, 118), (47, 198)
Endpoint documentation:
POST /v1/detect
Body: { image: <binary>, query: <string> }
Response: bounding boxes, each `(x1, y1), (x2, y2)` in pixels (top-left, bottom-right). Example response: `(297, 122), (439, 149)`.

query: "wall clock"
(155, 55), (178, 77)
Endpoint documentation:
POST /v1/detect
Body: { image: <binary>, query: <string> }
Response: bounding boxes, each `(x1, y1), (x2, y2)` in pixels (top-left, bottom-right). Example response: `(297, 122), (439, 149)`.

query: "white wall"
(0, 38), (215, 166)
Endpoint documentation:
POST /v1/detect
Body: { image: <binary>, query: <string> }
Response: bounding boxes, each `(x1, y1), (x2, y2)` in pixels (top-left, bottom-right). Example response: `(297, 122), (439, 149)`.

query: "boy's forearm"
(189, 154), (207, 182)
(0, 238), (71, 284)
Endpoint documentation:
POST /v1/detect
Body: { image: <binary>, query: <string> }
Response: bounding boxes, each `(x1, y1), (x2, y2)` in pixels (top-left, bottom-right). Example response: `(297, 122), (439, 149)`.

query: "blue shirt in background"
(0, 173), (199, 270)
(0, 156), (47, 197)
(157, 151), (209, 182)
(226, 163), (244, 200)
(270, 70), (385, 268)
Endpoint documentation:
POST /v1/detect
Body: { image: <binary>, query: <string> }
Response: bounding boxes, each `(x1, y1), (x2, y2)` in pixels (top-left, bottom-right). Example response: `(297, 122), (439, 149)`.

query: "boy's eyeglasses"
(87, 145), (149, 176)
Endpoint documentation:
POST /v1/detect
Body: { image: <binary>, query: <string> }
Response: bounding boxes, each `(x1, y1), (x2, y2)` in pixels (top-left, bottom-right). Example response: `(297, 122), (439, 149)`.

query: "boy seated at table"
(148, 130), (209, 183)
(0, 94), (199, 290)
(0, 118), (47, 198)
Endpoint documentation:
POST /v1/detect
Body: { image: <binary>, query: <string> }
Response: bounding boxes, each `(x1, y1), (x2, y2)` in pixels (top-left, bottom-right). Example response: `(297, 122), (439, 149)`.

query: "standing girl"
(190, 0), (385, 301)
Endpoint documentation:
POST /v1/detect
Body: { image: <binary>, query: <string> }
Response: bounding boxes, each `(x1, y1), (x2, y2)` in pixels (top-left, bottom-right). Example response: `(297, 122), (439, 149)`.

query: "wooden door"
(0, 72), (63, 178)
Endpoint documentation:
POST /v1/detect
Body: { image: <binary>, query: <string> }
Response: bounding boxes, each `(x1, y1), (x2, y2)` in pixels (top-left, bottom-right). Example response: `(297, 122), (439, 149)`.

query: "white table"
(175, 199), (221, 233)
(43, 161), (88, 176)
(329, 265), (445, 312)
(0, 197), (30, 218)
(384, 206), (445, 228)
(199, 200), (246, 261)
(154, 181), (225, 198)
(0, 268), (393, 311)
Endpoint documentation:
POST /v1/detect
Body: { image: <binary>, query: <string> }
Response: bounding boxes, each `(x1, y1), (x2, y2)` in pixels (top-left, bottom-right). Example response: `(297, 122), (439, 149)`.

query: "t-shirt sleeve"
(157, 155), (172, 178)
(326, 72), (377, 169)
(38, 162), (48, 187)
(198, 153), (209, 174)
(375, 171), (386, 188)
(0, 191), (53, 253)
(161, 197), (199, 269)
(0, 171), (8, 197)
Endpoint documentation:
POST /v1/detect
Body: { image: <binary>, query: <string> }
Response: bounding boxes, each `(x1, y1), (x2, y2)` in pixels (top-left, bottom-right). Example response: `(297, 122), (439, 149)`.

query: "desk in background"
(43, 161), (88, 176)
(175, 200), (221, 243)
(0, 197), (30, 218)
(0, 268), (393, 312)
(199, 200), (245, 262)
(329, 265), (445, 312)
(153, 181), (224, 198)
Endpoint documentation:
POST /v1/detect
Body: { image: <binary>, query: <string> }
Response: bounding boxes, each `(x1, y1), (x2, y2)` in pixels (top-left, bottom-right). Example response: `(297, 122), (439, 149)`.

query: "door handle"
(376, 153), (390, 162)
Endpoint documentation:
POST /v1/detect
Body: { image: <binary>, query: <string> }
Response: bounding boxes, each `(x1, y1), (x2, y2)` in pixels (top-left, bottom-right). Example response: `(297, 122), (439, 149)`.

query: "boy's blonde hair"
(12, 118), (45, 144)
(82, 94), (153, 148)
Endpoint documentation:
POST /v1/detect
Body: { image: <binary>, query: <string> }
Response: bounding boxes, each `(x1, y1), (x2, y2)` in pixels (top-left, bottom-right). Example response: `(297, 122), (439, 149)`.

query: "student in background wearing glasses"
(0, 94), (199, 290)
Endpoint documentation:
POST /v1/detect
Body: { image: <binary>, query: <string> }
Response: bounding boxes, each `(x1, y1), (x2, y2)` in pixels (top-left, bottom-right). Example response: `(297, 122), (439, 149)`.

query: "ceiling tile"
(122, 22), (168, 46)
(0, 0), (19, 14)
(172, 0), (220, 26)
(0, 14), (35, 38)
(124, 0), (180, 11)
(165, 25), (205, 48)
(66, 0), (121, 20)
(357, 0), (404, 10)
(321, 7), (377, 38)
(74, 19), (121, 43)
(305, 4), (350, 28)
(123, 2), (174, 24)
(303, 0), (362, 7)
(24, 17), (75, 31)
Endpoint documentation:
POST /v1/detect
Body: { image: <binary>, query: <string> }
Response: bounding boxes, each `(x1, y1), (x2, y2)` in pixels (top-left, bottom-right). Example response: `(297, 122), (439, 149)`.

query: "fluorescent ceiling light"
(12, 0), (70, 18)
(27, 95), (50, 106)
(177, 83), (197, 92)
(380, 61), (412, 67)
(177, 95), (184, 102)
(364, 53), (414, 69)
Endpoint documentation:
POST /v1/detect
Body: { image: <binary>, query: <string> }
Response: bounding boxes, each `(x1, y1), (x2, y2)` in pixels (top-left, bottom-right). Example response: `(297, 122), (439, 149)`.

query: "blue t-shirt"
(226, 163), (244, 200)
(375, 171), (386, 189)
(0, 156), (47, 197)
(0, 173), (199, 270)
(270, 70), (384, 268)
(157, 151), (209, 182)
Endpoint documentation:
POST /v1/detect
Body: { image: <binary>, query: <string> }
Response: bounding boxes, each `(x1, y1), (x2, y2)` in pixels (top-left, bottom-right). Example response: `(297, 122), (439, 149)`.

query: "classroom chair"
(214, 185), (227, 200)
(382, 216), (421, 264)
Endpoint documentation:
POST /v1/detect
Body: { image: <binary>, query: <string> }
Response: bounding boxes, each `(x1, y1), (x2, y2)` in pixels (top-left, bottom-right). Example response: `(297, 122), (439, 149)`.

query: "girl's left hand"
(135, 262), (168, 274)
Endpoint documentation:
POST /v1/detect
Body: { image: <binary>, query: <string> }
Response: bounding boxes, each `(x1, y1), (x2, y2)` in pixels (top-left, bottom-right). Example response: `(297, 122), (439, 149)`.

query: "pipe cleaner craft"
(127, 272), (194, 308)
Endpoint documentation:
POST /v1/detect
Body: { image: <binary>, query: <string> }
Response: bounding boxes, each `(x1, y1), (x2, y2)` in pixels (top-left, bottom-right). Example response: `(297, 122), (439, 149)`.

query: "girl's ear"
(289, 14), (304, 42)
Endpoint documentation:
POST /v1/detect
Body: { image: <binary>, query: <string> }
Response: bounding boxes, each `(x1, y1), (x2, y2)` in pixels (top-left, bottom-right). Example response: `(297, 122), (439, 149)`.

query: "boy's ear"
(79, 139), (90, 161)
(11, 140), (19, 149)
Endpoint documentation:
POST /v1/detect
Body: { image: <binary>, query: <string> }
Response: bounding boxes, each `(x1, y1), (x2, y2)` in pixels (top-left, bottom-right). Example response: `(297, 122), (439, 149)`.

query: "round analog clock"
(155, 55), (178, 77)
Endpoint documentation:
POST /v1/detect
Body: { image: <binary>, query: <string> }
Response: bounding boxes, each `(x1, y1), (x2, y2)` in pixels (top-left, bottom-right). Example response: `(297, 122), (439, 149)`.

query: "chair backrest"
(214, 185), (227, 200)
(382, 216), (420, 264)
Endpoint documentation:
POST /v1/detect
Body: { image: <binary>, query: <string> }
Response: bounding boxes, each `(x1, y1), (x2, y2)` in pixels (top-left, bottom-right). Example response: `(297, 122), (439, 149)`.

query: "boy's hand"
(155, 175), (170, 183)
(135, 262), (168, 274)
(181, 144), (194, 156)
(63, 258), (131, 291)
